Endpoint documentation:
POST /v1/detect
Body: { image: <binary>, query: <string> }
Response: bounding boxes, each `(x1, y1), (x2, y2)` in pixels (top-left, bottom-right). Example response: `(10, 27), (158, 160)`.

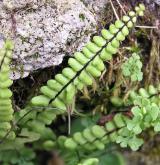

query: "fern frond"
(30, 4), (145, 112)
(60, 113), (127, 151)
(0, 40), (15, 140)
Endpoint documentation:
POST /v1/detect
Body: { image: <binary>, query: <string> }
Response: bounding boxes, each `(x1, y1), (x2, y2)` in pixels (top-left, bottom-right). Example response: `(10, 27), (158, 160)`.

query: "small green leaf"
(154, 122), (160, 132)
(133, 125), (142, 134)
(122, 68), (130, 76)
(127, 121), (135, 130)
(141, 98), (150, 106)
(131, 74), (137, 81)
(148, 104), (159, 121)
(116, 136), (124, 144)
(144, 115), (152, 123)
(118, 127), (131, 137)
(131, 106), (142, 117)
(133, 96), (143, 106)
(128, 137), (143, 151)
(120, 141), (128, 148)
(137, 72), (143, 81)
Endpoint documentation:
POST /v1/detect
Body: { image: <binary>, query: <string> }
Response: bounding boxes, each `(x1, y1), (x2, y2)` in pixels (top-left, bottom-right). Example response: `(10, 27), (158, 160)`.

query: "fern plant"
(1, 3), (158, 165)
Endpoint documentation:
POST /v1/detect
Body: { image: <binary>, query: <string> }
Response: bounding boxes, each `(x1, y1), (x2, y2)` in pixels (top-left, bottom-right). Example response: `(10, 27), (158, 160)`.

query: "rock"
(0, 0), (108, 79)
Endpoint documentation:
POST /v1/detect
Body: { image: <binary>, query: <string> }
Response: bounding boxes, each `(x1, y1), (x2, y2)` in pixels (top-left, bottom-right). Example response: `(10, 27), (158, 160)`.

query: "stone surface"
(0, 0), (108, 79)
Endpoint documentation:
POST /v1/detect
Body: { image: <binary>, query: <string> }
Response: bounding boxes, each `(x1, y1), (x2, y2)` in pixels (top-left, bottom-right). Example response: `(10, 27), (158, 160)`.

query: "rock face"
(0, 0), (108, 79)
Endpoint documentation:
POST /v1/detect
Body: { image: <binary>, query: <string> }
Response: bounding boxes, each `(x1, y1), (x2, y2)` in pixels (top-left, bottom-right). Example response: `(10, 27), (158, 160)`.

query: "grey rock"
(0, 0), (108, 79)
